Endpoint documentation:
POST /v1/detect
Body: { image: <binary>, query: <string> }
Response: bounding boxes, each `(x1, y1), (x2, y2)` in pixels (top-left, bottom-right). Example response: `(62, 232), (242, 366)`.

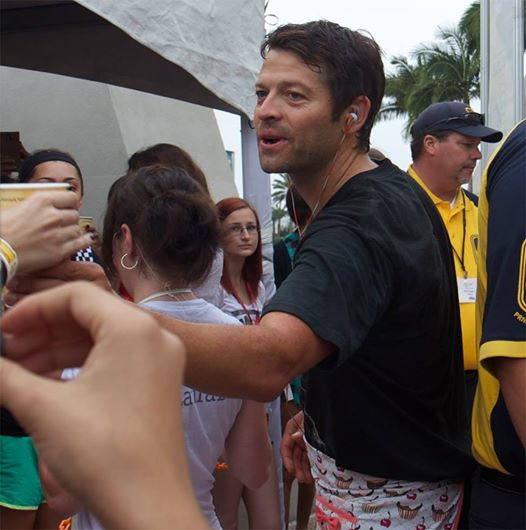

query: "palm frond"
(381, 16), (481, 135)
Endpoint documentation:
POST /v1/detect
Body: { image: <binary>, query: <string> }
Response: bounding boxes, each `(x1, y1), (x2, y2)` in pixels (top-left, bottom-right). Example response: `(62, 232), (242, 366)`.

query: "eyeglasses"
(227, 224), (258, 236)
(427, 111), (485, 130)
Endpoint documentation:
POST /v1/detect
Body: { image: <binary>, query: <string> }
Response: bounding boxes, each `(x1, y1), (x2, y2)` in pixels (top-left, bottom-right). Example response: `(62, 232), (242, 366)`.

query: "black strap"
(450, 192), (468, 279)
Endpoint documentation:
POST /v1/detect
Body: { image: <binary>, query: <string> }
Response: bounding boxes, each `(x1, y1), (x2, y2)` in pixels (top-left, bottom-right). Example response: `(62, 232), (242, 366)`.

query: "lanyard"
(232, 283), (261, 325)
(451, 191), (468, 279)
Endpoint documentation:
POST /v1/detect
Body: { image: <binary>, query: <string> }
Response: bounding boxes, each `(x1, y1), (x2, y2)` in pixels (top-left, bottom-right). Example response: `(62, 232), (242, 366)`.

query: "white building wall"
(0, 66), (238, 227)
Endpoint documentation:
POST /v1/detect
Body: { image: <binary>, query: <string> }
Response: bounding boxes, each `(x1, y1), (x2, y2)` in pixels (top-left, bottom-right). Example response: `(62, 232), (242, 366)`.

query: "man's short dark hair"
(261, 20), (385, 152)
(410, 130), (454, 161)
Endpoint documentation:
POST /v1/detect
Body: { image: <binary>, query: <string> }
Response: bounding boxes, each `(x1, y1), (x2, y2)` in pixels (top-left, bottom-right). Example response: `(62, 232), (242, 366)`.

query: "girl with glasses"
(215, 198), (268, 326)
(212, 197), (282, 529)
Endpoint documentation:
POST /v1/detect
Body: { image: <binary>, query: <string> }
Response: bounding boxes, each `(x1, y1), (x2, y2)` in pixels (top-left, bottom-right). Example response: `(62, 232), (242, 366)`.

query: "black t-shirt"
(264, 159), (472, 481)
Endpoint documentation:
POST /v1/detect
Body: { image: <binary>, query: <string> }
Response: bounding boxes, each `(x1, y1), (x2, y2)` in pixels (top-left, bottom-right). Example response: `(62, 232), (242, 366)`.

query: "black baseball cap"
(411, 102), (503, 143)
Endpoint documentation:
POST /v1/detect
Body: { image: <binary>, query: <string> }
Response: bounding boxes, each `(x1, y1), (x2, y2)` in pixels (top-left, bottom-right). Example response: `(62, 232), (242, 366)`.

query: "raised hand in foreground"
(0, 282), (207, 529)
(1, 191), (93, 275)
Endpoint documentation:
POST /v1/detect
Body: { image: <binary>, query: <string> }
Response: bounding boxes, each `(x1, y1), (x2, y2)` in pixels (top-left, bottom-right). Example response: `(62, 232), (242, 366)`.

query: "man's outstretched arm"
(153, 310), (334, 402)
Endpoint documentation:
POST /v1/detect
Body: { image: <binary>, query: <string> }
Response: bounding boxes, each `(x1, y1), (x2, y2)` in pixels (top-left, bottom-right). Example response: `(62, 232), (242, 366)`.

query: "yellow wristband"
(0, 237), (18, 282)
(0, 238), (16, 266)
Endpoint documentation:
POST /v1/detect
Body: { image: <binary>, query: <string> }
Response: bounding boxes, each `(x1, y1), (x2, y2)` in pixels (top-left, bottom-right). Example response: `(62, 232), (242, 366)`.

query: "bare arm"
(493, 357), (526, 449)
(4, 260), (112, 306)
(224, 400), (271, 490)
(153, 310), (334, 402)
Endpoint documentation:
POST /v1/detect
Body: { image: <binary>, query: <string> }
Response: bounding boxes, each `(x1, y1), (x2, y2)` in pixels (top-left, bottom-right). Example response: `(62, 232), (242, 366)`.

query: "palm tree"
(415, 26), (479, 105)
(271, 173), (290, 209)
(272, 205), (289, 242)
(459, 1), (526, 56)
(379, 54), (437, 136)
(459, 1), (480, 56)
(380, 0), (526, 135)
(378, 25), (479, 137)
(271, 173), (292, 241)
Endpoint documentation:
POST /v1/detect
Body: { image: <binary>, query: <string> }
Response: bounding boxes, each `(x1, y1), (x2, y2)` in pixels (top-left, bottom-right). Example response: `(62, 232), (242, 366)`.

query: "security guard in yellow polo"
(408, 102), (502, 383)
(407, 103), (503, 526)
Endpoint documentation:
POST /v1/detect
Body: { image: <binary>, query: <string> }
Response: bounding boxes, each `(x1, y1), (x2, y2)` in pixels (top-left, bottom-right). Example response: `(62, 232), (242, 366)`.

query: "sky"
(215, 0), (474, 194)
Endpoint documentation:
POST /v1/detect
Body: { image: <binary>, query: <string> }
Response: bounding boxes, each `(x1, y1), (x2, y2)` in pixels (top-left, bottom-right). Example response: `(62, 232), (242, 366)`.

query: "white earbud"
(349, 111), (359, 122)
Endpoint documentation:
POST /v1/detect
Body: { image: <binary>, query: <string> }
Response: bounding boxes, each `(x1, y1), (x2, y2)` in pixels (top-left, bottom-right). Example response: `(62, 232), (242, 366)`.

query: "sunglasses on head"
(427, 111), (485, 130)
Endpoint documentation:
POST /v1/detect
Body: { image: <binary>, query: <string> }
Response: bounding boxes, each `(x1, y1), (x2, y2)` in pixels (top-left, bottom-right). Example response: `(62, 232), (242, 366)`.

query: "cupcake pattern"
(306, 442), (463, 530)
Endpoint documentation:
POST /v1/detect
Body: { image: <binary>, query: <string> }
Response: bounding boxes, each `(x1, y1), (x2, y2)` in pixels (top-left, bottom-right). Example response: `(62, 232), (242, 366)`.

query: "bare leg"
(33, 504), (63, 530)
(282, 465), (295, 528)
(295, 482), (315, 530)
(243, 454), (282, 530)
(212, 468), (244, 529)
(0, 507), (36, 530)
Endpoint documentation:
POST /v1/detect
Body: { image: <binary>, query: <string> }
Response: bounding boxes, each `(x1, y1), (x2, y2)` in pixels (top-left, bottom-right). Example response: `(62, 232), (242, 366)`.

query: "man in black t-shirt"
(136, 21), (471, 527)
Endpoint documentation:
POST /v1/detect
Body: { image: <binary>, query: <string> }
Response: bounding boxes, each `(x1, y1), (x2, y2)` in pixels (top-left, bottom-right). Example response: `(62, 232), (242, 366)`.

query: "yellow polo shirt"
(408, 166), (478, 370)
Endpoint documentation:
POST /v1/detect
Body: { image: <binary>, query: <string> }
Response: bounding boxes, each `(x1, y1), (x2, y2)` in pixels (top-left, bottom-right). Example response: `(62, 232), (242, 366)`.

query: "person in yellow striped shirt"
(469, 120), (526, 529)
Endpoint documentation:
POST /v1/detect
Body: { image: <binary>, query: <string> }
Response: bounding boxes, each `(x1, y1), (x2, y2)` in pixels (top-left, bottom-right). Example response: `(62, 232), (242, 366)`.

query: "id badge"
(457, 277), (477, 303)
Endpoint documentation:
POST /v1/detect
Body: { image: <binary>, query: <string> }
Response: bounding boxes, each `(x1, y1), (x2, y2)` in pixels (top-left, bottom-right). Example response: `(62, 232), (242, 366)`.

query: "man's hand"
(4, 261), (111, 307)
(0, 192), (93, 274)
(0, 282), (206, 529)
(281, 411), (313, 483)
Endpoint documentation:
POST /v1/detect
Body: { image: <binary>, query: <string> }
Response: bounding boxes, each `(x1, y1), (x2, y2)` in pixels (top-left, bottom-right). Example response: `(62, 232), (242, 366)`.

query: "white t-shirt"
(214, 280), (275, 326)
(69, 298), (242, 530)
(145, 299), (242, 530)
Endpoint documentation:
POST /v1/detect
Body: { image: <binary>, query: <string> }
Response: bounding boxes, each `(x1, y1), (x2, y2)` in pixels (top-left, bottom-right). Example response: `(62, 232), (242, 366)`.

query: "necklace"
(138, 288), (193, 305)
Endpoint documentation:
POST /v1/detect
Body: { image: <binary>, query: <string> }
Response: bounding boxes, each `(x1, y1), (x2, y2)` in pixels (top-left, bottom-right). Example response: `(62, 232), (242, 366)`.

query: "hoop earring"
(120, 253), (138, 270)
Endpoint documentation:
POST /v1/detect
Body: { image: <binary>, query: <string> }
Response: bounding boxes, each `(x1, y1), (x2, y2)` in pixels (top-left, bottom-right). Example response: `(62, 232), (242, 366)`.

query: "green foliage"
(272, 205), (289, 242)
(271, 173), (292, 240)
(271, 173), (290, 209)
(415, 26), (479, 105)
(460, 1), (526, 53)
(459, 1), (480, 56)
(379, 5), (480, 137)
(380, 0), (526, 136)
(379, 54), (436, 137)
